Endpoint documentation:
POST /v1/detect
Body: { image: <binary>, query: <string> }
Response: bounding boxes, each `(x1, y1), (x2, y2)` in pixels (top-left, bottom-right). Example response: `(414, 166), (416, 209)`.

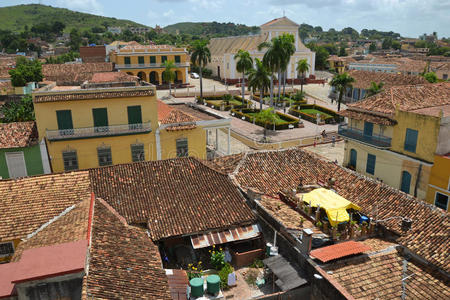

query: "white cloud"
(56, 0), (103, 15)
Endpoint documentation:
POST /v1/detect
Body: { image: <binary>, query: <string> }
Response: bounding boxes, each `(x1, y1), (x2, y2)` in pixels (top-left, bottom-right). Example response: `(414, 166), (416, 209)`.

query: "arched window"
(400, 171), (412, 194)
(349, 149), (357, 168)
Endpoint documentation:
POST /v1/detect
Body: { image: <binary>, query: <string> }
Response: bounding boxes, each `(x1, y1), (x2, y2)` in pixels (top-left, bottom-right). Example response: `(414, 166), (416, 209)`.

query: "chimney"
(301, 228), (314, 255)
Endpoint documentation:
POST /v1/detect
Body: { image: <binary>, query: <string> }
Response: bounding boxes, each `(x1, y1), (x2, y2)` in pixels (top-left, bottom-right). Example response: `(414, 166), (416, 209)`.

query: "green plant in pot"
(209, 245), (225, 270)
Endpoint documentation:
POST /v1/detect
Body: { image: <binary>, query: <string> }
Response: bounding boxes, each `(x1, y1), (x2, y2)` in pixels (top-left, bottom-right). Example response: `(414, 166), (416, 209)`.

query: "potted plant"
(331, 225), (338, 240)
(316, 220), (323, 228)
(323, 221), (329, 232)
(299, 216), (305, 227)
(361, 221), (368, 235)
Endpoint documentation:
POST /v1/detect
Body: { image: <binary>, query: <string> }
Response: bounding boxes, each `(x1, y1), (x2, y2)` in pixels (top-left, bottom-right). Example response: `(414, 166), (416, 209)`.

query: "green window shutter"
(138, 56), (145, 64)
(56, 110), (73, 135)
(404, 128), (418, 153)
(127, 105), (142, 124)
(161, 56), (167, 63)
(62, 151), (78, 171)
(97, 147), (112, 166)
(366, 154), (376, 175)
(175, 56), (181, 63)
(131, 144), (145, 162)
(92, 108), (108, 128)
(124, 56), (131, 65)
(150, 56), (156, 64)
(176, 138), (188, 157)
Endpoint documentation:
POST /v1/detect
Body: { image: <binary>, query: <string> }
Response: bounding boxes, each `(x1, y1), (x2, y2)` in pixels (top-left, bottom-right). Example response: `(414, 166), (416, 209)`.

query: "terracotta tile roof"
(310, 241), (371, 262)
(33, 88), (155, 103)
(85, 199), (171, 299)
(42, 62), (113, 84)
(340, 83), (450, 124)
(324, 250), (450, 299)
(89, 71), (138, 83)
(213, 148), (450, 272)
(338, 110), (396, 125)
(158, 100), (197, 131)
(0, 122), (39, 149)
(10, 198), (91, 262)
(207, 153), (245, 174)
(348, 70), (427, 90)
(0, 171), (91, 242)
(171, 104), (218, 121)
(89, 158), (256, 240)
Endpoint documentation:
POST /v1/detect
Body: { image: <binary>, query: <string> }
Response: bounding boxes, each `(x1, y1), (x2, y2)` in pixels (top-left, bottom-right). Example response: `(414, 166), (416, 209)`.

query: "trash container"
(206, 274), (220, 295)
(190, 277), (204, 298)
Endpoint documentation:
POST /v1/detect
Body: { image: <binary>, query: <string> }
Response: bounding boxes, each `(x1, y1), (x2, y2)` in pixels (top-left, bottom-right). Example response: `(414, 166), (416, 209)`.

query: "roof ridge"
(96, 198), (128, 226)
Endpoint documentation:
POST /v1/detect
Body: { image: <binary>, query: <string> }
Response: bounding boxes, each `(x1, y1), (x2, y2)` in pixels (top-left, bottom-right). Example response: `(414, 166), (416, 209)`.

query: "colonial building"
(339, 83), (450, 204)
(109, 44), (190, 86)
(32, 73), (224, 172)
(208, 17), (315, 83)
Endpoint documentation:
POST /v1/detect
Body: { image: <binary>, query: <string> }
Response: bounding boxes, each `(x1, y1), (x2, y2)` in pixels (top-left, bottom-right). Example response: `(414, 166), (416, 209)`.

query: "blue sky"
(1, 0), (449, 38)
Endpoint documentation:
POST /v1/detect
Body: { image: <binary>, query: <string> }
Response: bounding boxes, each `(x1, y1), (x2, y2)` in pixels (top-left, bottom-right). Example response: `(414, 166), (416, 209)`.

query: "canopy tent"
(300, 188), (361, 226)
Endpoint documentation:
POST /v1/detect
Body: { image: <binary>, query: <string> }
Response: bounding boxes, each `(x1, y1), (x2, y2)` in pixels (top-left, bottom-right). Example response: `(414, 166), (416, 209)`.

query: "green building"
(0, 122), (51, 179)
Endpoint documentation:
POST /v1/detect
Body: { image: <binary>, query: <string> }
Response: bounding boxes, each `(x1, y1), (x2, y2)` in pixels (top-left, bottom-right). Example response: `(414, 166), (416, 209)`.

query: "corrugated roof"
(310, 241), (371, 262)
(190, 224), (261, 249)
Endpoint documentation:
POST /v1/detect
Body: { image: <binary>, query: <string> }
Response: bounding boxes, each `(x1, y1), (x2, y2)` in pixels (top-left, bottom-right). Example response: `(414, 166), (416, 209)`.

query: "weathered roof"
(84, 199), (171, 299)
(0, 171), (91, 242)
(324, 249), (450, 299)
(33, 87), (155, 103)
(11, 198), (91, 262)
(340, 83), (450, 124)
(0, 121), (39, 149)
(260, 16), (299, 28)
(212, 148), (450, 273)
(158, 101), (197, 131)
(89, 158), (256, 240)
(310, 241), (371, 262)
(42, 62), (113, 84)
(209, 33), (269, 56)
(89, 71), (138, 83)
(348, 70), (427, 90)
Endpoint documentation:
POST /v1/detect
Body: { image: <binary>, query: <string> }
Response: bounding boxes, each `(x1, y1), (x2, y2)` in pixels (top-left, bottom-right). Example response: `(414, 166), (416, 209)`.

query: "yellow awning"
(301, 188), (361, 226)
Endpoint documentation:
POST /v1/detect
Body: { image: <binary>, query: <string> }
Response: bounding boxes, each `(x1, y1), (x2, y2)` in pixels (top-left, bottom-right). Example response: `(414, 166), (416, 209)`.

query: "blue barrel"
(360, 216), (369, 224)
(190, 277), (204, 297)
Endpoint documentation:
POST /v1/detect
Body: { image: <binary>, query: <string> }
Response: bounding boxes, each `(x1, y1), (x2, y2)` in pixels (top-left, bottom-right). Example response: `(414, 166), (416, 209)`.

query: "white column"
(216, 128), (219, 150)
(39, 140), (51, 174)
(227, 127), (231, 155)
(295, 32), (299, 51)
(185, 67), (189, 84)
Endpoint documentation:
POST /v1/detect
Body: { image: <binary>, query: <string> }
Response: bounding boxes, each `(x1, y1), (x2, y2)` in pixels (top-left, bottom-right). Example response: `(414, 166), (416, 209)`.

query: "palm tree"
(296, 59), (310, 94)
(234, 49), (253, 101)
(162, 60), (176, 96)
(258, 37), (283, 107)
(366, 81), (384, 97)
(330, 72), (355, 112)
(247, 58), (271, 110)
(255, 107), (278, 140)
(279, 34), (296, 97)
(190, 40), (211, 102)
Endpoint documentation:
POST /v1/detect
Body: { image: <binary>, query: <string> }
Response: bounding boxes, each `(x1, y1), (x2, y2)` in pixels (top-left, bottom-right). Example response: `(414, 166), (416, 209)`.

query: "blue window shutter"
(366, 154), (376, 175)
(404, 129), (418, 152)
(350, 149), (357, 168)
(400, 171), (411, 193)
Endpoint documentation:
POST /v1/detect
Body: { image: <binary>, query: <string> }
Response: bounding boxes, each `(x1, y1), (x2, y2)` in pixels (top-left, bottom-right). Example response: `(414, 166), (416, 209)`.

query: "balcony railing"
(115, 62), (190, 69)
(338, 124), (391, 148)
(46, 122), (151, 141)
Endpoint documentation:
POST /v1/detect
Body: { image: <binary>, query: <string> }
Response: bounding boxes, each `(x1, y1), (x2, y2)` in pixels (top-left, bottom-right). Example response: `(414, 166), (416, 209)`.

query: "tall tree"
(234, 49), (253, 101)
(330, 72), (355, 112)
(0, 95), (35, 123)
(258, 36), (284, 106)
(247, 58), (270, 110)
(190, 40), (211, 103)
(162, 60), (176, 95)
(296, 59), (310, 94)
(8, 57), (42, 87)
(366, 81), (384, 97)
(280, 33), (296, 97)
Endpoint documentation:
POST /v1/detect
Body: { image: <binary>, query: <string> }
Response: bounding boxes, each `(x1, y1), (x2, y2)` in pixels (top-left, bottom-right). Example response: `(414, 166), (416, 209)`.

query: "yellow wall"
(348, 119), (393, 138)
(343, 139), (431, 199)
(112, 53), (188, 65)
(0, 239), (21, 263)
(391, 110), (440, 163)
(160, 127), (206, 160)
(426, 155), (450, 211)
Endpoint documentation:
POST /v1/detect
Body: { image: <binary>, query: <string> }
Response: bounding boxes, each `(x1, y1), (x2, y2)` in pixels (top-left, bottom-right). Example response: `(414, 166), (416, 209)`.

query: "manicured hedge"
(200, 95), (252, 111)
(231, 108), (299, 130)
(289, 104), (342, 124)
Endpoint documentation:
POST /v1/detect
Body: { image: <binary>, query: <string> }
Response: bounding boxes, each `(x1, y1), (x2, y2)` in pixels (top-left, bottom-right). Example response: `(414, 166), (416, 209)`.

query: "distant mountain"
(0, 4), (148, 33)
(164, 21), (260, 37)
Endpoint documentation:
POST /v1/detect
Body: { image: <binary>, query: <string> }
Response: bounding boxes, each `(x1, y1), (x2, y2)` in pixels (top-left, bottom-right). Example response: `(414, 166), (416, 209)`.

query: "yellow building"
(109, 44), (190, 86)
(33, 73), (228, 172)
(426, 154), (450, 211)
(339, 83), (450, 202)
(208, 17), (315, 82)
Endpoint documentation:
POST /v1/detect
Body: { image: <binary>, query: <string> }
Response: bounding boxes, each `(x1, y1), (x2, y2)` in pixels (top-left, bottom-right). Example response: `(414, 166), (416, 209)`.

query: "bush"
(210, 245), (225, 270)
(201, 95), (251, 111)
(231, 108), (299, 130)
(289, 103), (342, 124)
(218, 262), (234, 289)
(250, 259), (264, 268)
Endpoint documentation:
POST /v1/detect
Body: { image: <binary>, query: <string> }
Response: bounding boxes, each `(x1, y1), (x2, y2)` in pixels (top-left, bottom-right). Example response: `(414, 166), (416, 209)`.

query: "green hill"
(0, 4), (148, 33)
(164, 22), (260, 37)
